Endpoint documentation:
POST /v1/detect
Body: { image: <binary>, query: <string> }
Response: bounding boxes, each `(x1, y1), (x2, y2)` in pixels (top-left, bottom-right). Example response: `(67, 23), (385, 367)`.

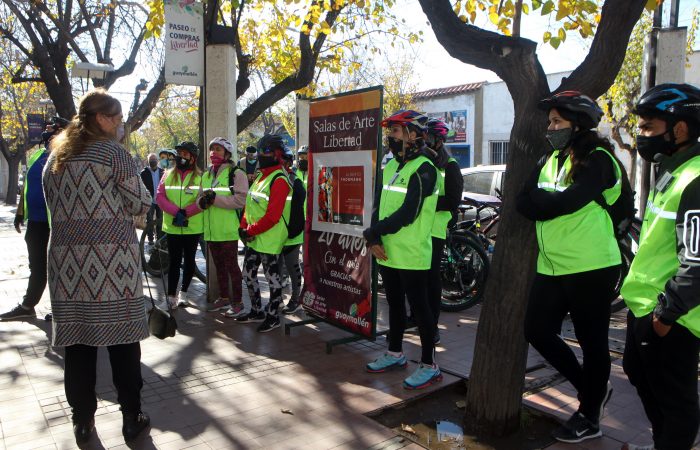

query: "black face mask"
(149, 160), (158, 169)
(258, 154), (277, 169)
(176, 156), (191, 170)
(636, 133), (676, 163)
(387, 136), (405, 162)
(546, 128), (574, 151)
(298, 160), (308, 172)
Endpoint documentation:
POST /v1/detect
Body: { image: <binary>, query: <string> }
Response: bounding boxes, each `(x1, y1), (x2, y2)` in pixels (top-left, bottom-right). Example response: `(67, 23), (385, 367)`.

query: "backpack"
(271, 172), (306, 238)
(596, 157), (637, 241)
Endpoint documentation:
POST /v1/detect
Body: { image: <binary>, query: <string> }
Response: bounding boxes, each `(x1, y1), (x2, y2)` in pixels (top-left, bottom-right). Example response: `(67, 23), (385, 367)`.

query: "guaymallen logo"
(335, 309), (368, 328)
(172, 65), (198, 77)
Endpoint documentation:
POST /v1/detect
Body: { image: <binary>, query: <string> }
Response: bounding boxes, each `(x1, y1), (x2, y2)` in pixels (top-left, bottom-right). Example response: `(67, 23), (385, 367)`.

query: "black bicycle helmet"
(245, 145), (257, 154)
(257, 134), (286, 155)
(538, 90), (603, 130)
(174, 141), (199, 157)
(633, 83), (700, 126)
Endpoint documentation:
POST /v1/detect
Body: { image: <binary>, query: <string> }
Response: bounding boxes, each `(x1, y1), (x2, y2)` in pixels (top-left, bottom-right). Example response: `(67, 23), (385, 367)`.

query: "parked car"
(459, 164), (505, 222)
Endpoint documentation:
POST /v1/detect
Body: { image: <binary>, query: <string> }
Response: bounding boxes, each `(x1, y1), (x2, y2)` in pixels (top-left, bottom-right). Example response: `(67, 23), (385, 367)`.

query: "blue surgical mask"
(159, 159), (170, 169)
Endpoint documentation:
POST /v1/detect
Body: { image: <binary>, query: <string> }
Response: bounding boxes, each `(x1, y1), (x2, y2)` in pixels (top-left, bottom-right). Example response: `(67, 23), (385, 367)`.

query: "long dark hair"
(566, 130), (616, 184)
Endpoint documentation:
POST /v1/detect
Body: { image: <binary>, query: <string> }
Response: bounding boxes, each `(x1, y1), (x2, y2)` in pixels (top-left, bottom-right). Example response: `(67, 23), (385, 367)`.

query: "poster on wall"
(164, 0), (204, 86)
(300, 86), (383, 339)
(428, 110), (467, 143)
(26, 114), (45, 147)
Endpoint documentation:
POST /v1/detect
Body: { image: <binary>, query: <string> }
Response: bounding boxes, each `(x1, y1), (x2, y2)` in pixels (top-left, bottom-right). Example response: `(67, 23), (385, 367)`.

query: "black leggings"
(64, 343), (143, 423)
(380, 265), (435, 365)
(428, 237), (444, 330)
(524, 265), (619, 422)
(166, 233), (200, 296)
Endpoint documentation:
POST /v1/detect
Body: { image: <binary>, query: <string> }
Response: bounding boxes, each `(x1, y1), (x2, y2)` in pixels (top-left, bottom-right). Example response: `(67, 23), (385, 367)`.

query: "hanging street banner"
(300, 86), (383, 339)
(164, 0), (204, 86)
(26, 114), (45, 147)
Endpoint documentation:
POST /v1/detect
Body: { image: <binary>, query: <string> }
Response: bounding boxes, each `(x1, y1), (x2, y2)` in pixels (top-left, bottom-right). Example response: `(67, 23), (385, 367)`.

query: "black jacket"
(140, 166), (164, 198)
(364, 149), (437, 245)
(653, 143), (700, 325)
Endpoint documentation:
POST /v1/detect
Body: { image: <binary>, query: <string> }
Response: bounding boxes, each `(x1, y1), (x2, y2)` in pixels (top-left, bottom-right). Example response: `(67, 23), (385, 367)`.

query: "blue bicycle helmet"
(633, 83), (700, 127)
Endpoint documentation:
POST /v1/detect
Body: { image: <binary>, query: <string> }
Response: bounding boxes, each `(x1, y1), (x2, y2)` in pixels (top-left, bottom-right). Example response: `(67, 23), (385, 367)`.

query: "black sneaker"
(282, 299), (302, 314)
(0, 304), (36, 321)
(552, 412), (602, 443)
(235, 310), (266, 323)
(73, 418), (95, 443)
(122, 411), (150, 441)
(257, 316), (281, 333)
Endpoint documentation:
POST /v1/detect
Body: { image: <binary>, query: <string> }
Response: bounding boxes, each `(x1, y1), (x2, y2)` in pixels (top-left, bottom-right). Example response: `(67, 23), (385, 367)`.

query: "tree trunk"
(4, 154), (21, 205)
(463, 47), (551, 436)
(417, 0), (647, 436)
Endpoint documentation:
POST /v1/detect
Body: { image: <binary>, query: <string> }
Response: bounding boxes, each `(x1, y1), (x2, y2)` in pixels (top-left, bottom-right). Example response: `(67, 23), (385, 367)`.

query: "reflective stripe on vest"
(201, 166), (241, 242)
(622, 155), (700, 337)
(378, 156), (438, 270)
(161, 170), (203, 235)
(534, 147), (621, 275)
(244, 170), (291, 254)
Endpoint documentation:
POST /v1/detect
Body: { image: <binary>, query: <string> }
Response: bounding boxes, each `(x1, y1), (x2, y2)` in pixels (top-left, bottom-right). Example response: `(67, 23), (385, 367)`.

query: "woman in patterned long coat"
(43, 89), (152, 444)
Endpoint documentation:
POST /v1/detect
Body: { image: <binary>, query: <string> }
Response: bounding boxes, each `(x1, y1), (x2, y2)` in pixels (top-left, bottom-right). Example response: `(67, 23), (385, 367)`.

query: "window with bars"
(489, 141), (509, 165)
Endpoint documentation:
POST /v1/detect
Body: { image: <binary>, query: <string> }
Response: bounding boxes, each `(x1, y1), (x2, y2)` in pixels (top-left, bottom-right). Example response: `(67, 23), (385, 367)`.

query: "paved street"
(0, 203), (667, 449)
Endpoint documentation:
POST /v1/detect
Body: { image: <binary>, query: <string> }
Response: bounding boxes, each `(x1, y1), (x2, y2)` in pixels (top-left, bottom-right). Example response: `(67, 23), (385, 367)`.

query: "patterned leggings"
(280, 244), (302, 302)
(243, 247), (282, 317)
(208, 240), (242, 302)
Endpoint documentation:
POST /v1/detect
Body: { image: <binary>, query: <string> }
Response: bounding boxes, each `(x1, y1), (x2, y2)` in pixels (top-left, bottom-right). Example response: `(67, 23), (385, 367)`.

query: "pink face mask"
(209, 152), (226, 167)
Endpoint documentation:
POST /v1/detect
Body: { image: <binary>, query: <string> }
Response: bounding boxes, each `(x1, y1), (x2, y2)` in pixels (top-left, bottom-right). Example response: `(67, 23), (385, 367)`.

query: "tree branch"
(236, 0), (343, 131)
(77, 0), (104, 61)
(97, 19), (147, 89)
(33, 0), (89, 61)
(0, 26), (32, 58)
(126, 67), (166, 132)
(560, 0), (647, 98)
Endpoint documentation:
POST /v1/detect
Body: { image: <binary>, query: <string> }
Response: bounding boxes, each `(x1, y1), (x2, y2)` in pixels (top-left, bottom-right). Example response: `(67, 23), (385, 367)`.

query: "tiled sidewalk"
(0, 203), (683, 450)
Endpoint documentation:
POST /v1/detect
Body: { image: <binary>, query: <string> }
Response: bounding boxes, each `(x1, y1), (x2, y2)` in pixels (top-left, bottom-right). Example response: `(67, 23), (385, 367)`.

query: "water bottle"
(487, 243), (494, 259)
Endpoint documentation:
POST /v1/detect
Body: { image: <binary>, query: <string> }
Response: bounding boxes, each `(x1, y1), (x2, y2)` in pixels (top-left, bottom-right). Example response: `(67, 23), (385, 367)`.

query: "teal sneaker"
(403, 364), (443, 390)
(366, 353), (408, 373)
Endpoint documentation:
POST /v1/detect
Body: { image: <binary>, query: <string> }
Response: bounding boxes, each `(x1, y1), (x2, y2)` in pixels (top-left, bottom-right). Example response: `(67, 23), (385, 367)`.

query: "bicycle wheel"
(194, 237), (207, 283)
(611, 240), (634, 313)
(440, 233), (490, 312)
(139, 223), (170, 277)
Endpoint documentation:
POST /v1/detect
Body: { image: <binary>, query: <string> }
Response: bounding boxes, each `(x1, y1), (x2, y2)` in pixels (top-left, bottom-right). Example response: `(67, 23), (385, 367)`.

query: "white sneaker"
(167, 295), (178, 310)
(178, 291), (194, 308)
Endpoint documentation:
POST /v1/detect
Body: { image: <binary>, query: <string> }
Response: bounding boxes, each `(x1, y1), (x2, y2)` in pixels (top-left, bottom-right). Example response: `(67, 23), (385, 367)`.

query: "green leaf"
(541, 0), (554, 15)
(549, 37), (561, 48)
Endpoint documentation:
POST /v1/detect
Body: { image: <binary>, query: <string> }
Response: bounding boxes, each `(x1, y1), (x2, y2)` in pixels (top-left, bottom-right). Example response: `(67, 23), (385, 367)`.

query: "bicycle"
(611, 216), (642, 313)
(437, 194), (501, 312)
(139, 219), (207, 283)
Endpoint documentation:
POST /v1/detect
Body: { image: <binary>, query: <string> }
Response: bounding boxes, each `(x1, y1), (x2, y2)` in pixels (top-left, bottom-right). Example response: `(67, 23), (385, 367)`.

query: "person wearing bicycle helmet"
(197, 137), (248, 317)
(296, 145), (309, 186)
(236, 134), (291, 333)
(156, 141), (204, 309)
(362, 109), (441, 390)
(516, 91), (623, 443)
(620, 83), (700, 450)
(424, 118), (463, 345)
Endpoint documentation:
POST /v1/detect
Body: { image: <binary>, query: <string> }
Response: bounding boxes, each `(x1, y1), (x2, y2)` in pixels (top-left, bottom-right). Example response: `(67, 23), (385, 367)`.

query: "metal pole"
(638, 4), (664, 218)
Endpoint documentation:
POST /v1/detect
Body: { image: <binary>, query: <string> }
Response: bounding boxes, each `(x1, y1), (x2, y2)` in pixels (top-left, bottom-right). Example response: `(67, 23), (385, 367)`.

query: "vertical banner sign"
(300, 86), (383, 339)
(164, 0), (204, 86)
(26, 114), (45, 146)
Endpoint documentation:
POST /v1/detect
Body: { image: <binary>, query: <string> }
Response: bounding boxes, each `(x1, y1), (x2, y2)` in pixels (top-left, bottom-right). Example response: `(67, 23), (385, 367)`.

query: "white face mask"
(116, 123), (125, 142)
